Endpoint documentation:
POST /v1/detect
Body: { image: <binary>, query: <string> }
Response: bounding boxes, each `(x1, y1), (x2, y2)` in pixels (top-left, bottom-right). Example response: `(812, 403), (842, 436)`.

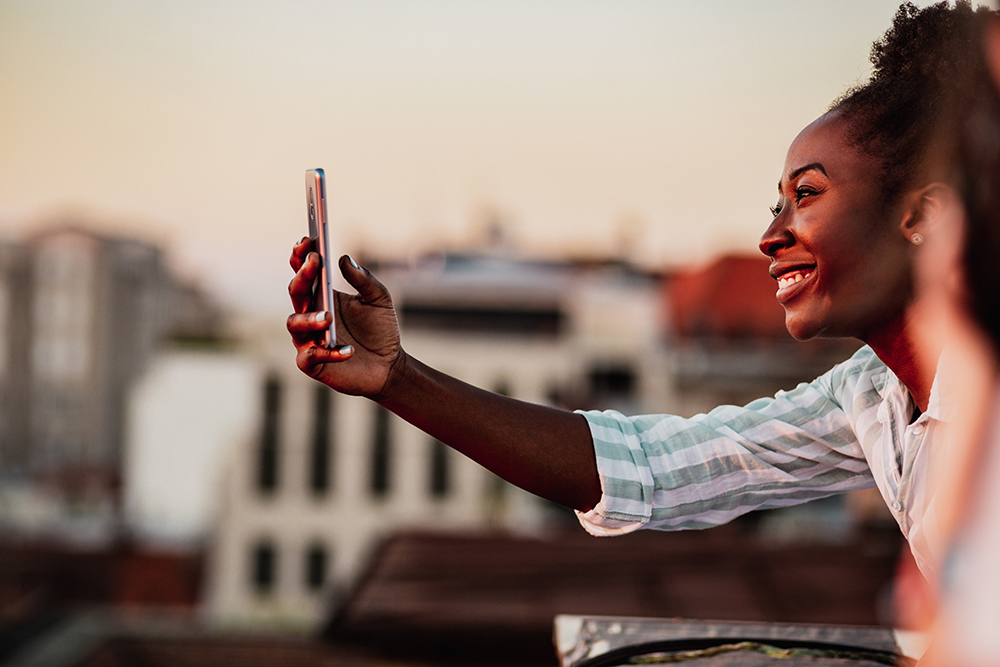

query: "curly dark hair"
(830, 1), (995, 206)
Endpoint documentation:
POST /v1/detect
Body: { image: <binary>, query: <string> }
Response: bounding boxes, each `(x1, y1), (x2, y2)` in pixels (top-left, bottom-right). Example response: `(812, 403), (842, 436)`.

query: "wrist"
(373, 348), (412, 404)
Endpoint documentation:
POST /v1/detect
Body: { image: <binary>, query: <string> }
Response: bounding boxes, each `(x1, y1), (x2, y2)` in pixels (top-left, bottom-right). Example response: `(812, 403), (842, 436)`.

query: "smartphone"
(305, 168), (336, 348)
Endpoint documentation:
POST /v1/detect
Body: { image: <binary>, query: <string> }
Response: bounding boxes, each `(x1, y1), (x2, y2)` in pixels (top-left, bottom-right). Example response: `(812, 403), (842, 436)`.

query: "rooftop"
(324, 522), (904, 665)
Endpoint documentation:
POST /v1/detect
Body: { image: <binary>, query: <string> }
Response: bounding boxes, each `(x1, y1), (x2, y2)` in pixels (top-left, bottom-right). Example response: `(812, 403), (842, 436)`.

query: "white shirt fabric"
(575, 345), (946, 579)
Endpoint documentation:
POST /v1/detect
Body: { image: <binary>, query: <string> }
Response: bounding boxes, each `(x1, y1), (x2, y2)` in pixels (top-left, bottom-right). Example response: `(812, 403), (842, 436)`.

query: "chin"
(785, 328), (818, 342)
(782, 312), (823, 342)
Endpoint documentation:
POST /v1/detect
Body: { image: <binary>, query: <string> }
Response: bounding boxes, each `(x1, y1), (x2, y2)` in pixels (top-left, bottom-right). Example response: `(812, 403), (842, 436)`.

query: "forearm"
(376, 351), (602, 512)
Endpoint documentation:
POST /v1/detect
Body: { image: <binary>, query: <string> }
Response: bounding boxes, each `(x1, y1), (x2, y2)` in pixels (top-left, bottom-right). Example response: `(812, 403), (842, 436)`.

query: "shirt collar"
(872, 365), (892, 399)
(874, 358), (944, 423)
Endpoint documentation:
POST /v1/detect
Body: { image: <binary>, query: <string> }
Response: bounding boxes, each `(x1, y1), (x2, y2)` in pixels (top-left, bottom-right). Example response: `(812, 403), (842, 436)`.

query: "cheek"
(812, 232), (869, 294)
(806, 204), (871, 268)
(843, 243), (914, 324)
(822, 211), (906, 292)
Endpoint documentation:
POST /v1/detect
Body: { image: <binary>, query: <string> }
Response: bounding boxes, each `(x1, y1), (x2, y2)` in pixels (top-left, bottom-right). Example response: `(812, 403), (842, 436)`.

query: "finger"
(290, 237), (314, 272)
(288, 252), (321, 314)
(339, 255), (392, 307)
(297, 343), (355, 374)
(287, 310), (331, 337)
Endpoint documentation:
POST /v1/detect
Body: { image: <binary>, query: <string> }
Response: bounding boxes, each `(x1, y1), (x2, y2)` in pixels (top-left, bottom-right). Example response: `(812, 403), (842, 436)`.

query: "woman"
(287, 2), (992, 585)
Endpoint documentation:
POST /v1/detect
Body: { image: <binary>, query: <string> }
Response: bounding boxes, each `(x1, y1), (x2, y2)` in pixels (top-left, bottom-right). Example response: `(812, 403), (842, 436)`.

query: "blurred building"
(0, 225), (224, 539)
(201, 251), (672, 629)
(0, 241), (32, 480)
(123, 349), (259, 546)
(0, 224), (229, 661)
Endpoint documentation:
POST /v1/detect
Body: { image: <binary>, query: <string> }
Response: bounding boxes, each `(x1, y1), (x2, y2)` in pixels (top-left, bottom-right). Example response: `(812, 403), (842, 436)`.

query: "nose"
(759, 212), (794, 258)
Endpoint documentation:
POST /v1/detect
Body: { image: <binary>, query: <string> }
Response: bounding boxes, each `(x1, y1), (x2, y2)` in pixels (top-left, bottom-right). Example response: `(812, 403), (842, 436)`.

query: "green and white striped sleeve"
(575, 350), (879, 536)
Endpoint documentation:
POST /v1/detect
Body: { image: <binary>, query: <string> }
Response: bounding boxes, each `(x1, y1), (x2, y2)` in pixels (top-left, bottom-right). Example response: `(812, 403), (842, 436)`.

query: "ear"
(899, 182), (961, 244)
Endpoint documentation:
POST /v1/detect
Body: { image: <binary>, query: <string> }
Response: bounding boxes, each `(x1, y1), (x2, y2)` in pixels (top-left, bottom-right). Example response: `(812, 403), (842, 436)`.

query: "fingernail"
(348, 255), (361, 270)
(335, 345), (353, 355)
(299, 236), (309, 245)
(313, 311), (328, 324)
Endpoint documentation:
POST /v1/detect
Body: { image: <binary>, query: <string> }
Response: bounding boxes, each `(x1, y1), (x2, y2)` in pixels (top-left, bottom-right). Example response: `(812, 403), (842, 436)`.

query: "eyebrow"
(777, 162), (828, 191)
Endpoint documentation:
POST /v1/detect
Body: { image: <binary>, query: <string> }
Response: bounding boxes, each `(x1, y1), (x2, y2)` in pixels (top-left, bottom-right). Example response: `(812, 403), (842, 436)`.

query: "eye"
(769, 202), (782, 218)
(794, 186), (818, 202)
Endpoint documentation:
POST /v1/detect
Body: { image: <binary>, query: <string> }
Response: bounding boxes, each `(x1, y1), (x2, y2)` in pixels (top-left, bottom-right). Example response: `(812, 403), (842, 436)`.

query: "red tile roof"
(669, 254), (790, 340)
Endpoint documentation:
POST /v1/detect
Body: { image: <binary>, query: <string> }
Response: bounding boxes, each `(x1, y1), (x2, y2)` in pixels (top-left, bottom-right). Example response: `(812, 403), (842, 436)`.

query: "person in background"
(902, 5), (1000, 664)
(287, 1), (993, 603)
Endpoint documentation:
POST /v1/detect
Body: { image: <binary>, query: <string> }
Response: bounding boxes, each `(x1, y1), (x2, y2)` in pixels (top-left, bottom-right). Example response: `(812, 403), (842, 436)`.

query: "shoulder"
(828, 345), (884, 381)
(831, 345), (886, 377)
(822, 345), (887, 411)
(771, 345), (883, 410)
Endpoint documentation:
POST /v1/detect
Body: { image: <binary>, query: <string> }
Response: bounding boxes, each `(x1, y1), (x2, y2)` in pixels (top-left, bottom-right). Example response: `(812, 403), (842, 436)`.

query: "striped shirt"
(576, 345), (946, 578)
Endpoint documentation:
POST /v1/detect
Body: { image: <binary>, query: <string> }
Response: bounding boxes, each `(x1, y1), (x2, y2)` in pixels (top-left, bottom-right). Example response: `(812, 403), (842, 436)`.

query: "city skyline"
(1, 1), (929, 314)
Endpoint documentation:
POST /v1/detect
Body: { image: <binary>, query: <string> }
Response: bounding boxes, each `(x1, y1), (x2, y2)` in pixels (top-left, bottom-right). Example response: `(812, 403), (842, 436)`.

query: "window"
(257, 376), (282, 494)
(370, 406), (392, 497)
(305, 543), (327, 592)
(310, 386), (332, 495)
(588, 365), (636, 399)
(398, 304), (563, 336)
(251, 541), (277, 595)
(429, 438), (450, 498)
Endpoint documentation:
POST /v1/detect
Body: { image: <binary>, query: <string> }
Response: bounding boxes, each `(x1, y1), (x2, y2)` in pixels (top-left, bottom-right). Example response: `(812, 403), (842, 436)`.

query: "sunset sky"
(0, 1), (933, 314)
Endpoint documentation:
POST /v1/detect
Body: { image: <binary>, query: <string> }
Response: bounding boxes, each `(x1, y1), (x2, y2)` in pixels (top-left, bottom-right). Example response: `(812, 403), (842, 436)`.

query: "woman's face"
(759, 111), (915, 341)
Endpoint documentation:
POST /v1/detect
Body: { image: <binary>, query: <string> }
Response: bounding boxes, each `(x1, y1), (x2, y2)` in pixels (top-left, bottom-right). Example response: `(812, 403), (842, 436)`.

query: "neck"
(863, 308), (939, 413)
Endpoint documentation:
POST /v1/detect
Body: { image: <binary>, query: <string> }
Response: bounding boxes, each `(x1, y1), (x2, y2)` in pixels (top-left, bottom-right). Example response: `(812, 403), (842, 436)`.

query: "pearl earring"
(910, 233), (924, 246)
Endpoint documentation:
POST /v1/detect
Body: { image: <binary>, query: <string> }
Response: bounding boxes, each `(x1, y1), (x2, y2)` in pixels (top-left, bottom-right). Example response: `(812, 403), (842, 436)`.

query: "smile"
(777, 269), (813, 290)
(773, 267), (815, 302)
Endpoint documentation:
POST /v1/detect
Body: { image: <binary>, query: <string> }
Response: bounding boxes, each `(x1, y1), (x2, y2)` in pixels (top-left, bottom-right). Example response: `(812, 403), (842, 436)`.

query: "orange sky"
(0, 1), (929, 313)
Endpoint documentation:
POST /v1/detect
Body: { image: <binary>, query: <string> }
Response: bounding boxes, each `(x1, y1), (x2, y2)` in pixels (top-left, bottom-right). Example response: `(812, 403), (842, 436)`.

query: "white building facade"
(200, 254), (671, 628)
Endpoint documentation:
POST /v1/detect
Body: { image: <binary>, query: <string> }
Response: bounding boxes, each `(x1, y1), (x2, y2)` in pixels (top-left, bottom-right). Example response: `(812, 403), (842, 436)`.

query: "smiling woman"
(286, 1), (997, 591)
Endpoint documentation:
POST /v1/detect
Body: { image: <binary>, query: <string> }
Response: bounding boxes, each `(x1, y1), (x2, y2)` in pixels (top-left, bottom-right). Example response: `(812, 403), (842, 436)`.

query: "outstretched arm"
(286, 238), (601, 512)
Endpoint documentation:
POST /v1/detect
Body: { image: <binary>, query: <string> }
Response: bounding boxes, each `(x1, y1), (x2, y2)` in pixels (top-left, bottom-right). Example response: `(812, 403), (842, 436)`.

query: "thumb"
(339, 255), (393, 307)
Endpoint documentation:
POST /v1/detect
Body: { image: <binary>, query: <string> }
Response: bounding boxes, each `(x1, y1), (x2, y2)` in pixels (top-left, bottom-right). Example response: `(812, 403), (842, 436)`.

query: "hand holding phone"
(305, 168), (336, 348)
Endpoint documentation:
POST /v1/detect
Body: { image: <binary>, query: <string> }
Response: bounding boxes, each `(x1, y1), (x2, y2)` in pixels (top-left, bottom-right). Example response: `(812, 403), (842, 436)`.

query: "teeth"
(777, 270), (811, 290)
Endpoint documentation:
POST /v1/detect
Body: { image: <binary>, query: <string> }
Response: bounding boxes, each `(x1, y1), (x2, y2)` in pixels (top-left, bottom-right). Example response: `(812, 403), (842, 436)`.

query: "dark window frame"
(305, 542), (328, 592)
(257, 376), (282, 494)
(309, 386), (333, 495)
(251, 540), (277, 595)
(370, 406), (392, 497)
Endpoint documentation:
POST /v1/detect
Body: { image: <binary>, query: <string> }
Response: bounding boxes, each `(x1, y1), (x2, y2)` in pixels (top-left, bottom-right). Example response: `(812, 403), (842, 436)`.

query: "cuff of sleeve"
(574, 408), (655, 536)
(575, 506), (646, 536)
